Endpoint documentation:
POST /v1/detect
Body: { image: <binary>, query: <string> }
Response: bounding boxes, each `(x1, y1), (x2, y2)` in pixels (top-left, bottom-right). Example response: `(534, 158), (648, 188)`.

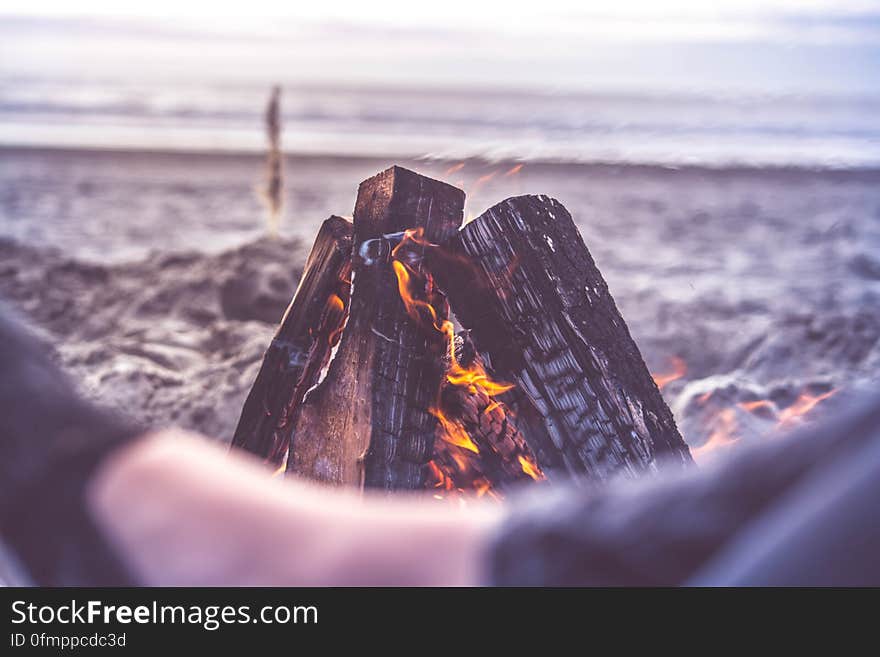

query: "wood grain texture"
(288, 166), (464, 489)
(438, 195), (692, 481)
(230, 216), (352, 464)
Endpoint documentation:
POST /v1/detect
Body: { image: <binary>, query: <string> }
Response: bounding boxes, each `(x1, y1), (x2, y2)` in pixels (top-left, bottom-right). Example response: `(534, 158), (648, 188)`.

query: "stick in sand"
(262, 85), (283, 237)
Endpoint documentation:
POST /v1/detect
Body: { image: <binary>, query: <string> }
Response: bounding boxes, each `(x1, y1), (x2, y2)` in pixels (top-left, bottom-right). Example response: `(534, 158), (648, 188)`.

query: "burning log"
(429, 331), (543, 494)
(236, 168), (688, 493)
(231, 216), (353, 465)
(380, 223), (544, 495)
(287, 167), (465, 489)
(435, 195), (692, 481)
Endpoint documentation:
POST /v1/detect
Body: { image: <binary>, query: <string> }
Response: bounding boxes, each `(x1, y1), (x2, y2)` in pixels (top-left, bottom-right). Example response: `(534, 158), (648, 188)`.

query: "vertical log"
(230, 216), (352, 464)
(436, 195), (692, 481)
(288, 166), (464, 489)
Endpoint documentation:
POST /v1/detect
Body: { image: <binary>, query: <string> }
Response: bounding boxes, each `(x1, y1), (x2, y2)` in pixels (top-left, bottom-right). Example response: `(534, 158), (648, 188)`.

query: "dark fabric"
(0, 305), (142, 585)
(489, 390), (880, 586)
(689, 433), (880, 586)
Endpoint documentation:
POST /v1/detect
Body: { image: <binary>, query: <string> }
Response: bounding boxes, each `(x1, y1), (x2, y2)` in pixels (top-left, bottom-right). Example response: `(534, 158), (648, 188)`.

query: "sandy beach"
(1, 146), (879, 453)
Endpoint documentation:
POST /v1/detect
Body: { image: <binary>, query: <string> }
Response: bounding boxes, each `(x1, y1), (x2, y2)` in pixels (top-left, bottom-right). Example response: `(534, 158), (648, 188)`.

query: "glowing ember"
(388, 228), (545, 497)
(652, 356), (687, 390)
(737, 398), (776, 415)
(459, 165), (523, 222)
(691, 408), (740, 461)
(778, 389), (837, 427)
(693, 387), (838, 463)
(467, 171), (499, 198)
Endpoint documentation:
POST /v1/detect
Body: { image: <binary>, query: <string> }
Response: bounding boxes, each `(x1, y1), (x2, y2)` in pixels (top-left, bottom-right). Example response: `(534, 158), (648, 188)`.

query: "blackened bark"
(436, 195), (692, 481)
(231, 216), (352, 465)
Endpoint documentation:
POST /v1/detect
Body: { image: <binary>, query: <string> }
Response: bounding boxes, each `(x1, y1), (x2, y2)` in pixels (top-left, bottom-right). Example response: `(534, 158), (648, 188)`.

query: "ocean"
(1, 77), (879, 169)
(1, 11), (879, 169)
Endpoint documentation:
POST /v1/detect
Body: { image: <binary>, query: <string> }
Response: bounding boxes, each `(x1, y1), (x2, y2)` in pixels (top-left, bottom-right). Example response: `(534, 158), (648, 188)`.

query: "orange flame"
(427, 461), (454, 491)
(446, 362), (515, 396)
(388, 228), (544, 494)
(392, 259), (447, 334)
(652, 356), (687, 390)
(433, 408), (480, 454)
(324, 293), (346, 346)
(518, 455), (542, 481)
(326, 293), (344, 313)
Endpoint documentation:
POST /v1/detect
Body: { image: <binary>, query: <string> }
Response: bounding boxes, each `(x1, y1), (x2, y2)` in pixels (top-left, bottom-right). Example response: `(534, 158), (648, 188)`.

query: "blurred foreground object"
(491, 387), (880, 586)
(0, 305), (140, 585)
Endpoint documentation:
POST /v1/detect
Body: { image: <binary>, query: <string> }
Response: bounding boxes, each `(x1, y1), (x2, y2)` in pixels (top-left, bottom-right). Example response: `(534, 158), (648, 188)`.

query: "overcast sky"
(2, 1), (878, 95)
(3, 1), (879, 37)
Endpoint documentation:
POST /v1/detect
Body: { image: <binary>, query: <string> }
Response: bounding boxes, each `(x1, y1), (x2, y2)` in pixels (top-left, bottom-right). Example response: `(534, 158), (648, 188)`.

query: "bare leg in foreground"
(89, 430), (501, 586)
(89, 384), (880, 587)
(0, 306), (497, 587)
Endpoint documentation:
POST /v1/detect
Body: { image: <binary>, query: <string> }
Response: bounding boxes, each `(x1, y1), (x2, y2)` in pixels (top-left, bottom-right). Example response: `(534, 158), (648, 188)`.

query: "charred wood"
(436, 195), (693, 481)
(231, 216), (353, 465)
(430, 331), (544, 492)
(288, 166), (464, 489)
